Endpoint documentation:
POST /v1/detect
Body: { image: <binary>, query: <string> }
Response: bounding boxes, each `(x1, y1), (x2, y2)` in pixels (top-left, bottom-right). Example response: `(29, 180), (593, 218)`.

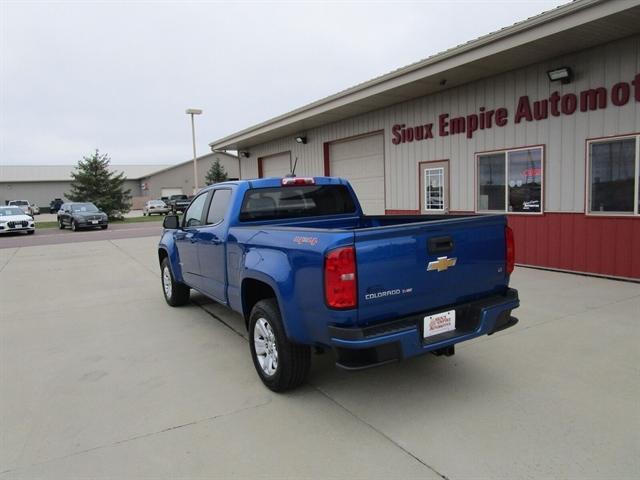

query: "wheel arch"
(158, 247), (169, 266)
(241, 277), (281, 331)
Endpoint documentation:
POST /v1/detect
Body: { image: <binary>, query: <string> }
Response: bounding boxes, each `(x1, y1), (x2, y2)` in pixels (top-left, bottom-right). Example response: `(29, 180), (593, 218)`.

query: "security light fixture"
(240, 151), (250, 158)
(295, 136), (307, 144)
(547, 67), (573, 84)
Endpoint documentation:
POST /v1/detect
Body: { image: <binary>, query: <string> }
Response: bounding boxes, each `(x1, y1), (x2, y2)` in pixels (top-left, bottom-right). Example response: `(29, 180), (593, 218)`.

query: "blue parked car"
(158, 176), (519, 391)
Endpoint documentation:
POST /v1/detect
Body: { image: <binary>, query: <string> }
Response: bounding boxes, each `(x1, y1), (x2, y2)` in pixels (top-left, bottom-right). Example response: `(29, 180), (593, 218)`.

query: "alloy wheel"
(253, 317), (278, 376)
(162, 265), (172, 299)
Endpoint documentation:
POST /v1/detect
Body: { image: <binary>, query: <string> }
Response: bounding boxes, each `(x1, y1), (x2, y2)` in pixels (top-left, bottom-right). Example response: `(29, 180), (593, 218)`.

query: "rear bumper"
(328, 288), (519, 370)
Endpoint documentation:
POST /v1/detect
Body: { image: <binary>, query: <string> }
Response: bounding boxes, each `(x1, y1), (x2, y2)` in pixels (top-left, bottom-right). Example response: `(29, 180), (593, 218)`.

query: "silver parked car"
(142, 199), (170, 216)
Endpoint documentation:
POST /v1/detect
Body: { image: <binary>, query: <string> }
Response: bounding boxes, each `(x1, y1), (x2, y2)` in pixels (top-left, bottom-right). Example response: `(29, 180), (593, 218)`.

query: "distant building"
(138, 152), (239, 200)
(0, 152), (239, 210)
(0, 164), (166, 208)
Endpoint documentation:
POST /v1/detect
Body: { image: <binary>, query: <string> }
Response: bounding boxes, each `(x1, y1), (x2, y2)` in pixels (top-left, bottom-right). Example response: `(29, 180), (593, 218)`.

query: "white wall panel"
(239, 35), (640, 213)
(329, 133), (384, 214)
(261, 152), (292, 177)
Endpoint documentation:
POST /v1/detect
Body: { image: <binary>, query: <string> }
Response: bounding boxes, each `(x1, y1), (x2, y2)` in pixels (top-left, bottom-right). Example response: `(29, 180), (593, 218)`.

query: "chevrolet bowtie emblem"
(427, 256), (457, 272)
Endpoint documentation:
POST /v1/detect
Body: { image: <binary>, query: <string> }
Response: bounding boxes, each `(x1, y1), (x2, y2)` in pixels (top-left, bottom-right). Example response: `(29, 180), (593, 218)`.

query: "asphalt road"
(0, 222), (162, 248)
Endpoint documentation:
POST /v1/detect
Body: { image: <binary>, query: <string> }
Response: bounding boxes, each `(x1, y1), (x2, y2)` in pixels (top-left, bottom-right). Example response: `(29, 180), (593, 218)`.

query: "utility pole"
(185, 108), (203, 194)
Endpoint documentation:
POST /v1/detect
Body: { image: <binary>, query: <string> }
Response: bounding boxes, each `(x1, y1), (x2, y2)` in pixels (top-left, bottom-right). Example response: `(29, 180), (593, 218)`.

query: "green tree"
(205, 159), (228, 185)
(66, 149), (131, 218)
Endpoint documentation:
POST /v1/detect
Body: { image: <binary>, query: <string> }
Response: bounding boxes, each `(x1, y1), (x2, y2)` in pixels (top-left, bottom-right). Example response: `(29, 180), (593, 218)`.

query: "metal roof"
(0, 164), (170, 183)
(137, 151), (238, 178)
(211, 0), (640, 150)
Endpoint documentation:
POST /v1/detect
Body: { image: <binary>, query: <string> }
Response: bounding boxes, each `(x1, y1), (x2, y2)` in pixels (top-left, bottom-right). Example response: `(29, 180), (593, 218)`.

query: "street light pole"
(185, 108), (203, 194)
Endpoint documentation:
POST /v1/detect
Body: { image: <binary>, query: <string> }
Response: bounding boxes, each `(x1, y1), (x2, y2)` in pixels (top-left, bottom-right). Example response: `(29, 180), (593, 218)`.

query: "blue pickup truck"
(158, 176), (519, 391)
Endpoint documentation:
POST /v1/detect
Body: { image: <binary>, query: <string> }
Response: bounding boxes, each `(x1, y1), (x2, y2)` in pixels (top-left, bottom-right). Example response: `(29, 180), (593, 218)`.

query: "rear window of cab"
(239, 185), (356, 222)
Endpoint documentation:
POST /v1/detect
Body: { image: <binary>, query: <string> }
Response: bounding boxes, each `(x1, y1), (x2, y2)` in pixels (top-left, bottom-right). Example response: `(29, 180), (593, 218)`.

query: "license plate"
(91, 220), (99, 224)
(423, 309), (456, 338)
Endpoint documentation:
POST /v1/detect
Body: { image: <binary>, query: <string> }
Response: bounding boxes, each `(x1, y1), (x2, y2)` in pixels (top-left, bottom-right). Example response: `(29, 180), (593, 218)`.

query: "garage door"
(161, 188), (183, 197)
(329, 133), (384, 215)
(261, 152), (292, 178)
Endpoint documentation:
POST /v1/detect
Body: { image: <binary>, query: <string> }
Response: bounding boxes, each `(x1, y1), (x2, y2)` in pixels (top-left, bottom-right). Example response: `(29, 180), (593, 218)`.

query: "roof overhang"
(211, 0), (640, 151)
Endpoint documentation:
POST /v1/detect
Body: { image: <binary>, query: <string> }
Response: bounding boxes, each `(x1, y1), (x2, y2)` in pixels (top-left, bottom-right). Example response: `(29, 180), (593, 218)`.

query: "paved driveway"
(0, 222), (161, 249)
(1, 237), (638, 479)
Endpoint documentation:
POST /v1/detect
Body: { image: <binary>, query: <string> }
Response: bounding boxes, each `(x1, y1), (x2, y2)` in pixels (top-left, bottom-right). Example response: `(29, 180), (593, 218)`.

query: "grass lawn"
(36, 215), (166, 229)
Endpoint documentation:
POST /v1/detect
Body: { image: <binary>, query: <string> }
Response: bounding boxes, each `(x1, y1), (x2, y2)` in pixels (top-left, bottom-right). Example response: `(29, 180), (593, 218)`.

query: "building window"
(477, 146), (543, 213)
(424, 167), (444, 211)
(588, 135), (639, 215)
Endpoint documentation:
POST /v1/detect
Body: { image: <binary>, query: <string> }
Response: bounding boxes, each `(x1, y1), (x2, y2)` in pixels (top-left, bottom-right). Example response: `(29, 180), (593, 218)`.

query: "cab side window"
(183, 194), (208, 228)
(206, 189), (232, 225)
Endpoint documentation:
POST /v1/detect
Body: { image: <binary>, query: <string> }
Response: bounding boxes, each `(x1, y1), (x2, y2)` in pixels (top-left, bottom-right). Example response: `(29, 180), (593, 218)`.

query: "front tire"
(249, 299), (311, 392)
(58, 219), (65, 229)
(161, 258), (190, 306)
(27, 230), (35, 235)
(71, 221), (78, 231)
(101, 225), (108, 230)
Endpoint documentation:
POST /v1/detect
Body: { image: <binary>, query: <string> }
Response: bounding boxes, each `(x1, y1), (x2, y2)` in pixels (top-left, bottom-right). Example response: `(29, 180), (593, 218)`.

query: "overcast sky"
(1, 0), (568, 166)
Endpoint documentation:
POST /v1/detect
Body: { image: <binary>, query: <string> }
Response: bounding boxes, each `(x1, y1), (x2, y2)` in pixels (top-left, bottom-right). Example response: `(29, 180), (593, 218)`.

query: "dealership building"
(211, 0), (640, 280)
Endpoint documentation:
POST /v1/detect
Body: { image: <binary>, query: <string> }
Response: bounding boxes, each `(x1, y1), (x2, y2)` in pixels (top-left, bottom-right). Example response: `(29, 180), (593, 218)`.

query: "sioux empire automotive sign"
(391, 74), (640, 145)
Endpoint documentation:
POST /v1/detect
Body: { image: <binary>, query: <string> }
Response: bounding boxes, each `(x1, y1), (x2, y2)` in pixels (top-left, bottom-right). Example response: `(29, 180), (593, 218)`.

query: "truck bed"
(231, 213), (509, 327)
(235, 213), (480, 231)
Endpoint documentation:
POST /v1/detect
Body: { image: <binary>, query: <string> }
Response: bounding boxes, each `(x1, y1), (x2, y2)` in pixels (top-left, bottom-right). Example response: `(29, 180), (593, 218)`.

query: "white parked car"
(143, 199), (170, 216)
(8, 200), (36, 216)
(0, 206), (35, 234)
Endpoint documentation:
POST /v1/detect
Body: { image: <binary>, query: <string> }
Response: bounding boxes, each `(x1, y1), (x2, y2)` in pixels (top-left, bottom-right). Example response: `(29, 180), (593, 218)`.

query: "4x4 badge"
(427, 256), (457, 272)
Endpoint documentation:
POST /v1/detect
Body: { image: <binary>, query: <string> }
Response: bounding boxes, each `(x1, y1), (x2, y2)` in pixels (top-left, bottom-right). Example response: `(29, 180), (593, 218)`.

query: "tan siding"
(0, 180), (141, 208)
(0, 182), (72, 208)
(143, 154), (239, 199)
(239, 36), (640, 213)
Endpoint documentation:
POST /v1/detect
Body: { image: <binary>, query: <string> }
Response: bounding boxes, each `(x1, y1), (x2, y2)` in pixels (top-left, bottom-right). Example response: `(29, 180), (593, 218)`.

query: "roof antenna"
(286, 157), (298, 177)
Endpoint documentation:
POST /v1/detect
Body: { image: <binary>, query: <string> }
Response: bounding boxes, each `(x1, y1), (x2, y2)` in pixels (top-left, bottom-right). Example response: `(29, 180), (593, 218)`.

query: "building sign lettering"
(391, 73), (640, 145)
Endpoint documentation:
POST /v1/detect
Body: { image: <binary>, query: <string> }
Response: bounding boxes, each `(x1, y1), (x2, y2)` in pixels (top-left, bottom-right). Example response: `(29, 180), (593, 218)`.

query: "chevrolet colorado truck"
(158, 176), (519, 391)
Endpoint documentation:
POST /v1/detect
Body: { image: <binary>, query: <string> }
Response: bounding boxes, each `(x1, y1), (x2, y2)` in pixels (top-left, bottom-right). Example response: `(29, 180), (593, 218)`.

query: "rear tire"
(161, 258), (190, 306)
(249, 299), (311, 392)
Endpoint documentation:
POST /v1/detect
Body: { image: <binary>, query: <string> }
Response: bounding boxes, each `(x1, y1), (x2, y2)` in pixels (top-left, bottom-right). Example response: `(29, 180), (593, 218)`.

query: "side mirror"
(163, 215), (180, 229)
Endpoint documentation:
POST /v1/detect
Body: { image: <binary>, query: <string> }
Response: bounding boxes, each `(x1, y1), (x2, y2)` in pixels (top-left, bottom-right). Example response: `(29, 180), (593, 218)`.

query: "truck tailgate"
(354, 215), (508, 324)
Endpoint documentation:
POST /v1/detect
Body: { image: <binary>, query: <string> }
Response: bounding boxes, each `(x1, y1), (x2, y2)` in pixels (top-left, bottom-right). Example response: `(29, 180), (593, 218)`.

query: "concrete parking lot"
(1, 236), (638, 479)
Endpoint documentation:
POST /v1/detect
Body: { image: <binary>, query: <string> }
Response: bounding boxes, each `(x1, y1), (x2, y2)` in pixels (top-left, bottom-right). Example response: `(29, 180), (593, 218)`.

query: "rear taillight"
(324, 246), (357, 309)
(505, 225), (515, 275)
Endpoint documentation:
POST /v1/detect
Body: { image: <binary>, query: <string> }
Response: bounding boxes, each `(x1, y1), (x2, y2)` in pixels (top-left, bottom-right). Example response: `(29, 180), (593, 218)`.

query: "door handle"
(428, 236), (454, 254)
